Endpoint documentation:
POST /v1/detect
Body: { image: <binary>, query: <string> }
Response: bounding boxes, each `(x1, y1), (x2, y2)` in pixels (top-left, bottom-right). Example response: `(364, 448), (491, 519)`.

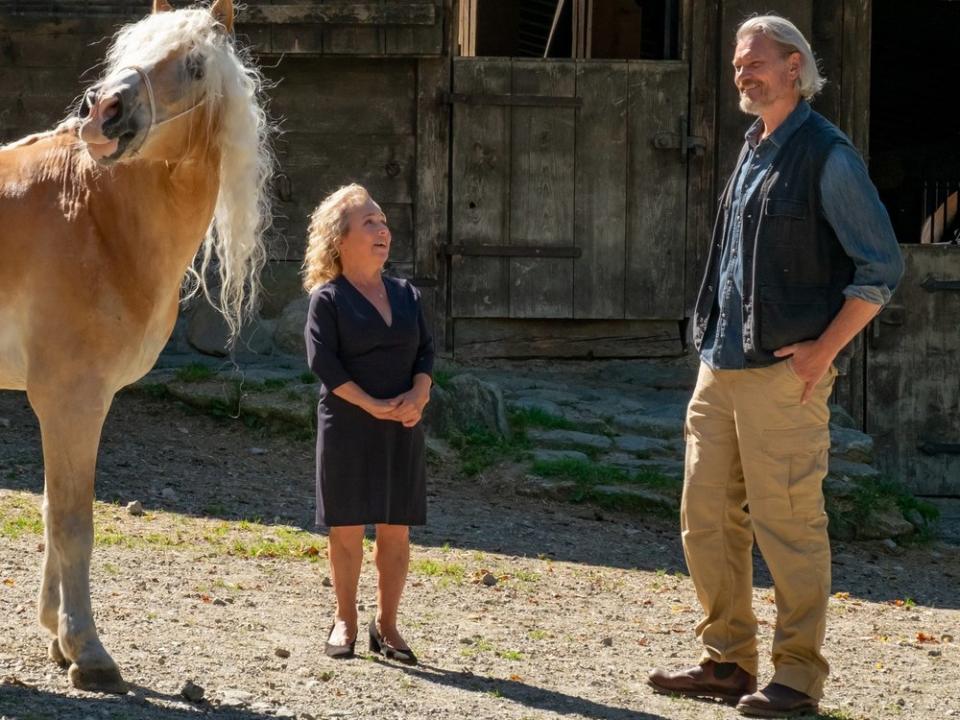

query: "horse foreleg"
(38, 491), (67, 666)
(30, 385), (127, 694)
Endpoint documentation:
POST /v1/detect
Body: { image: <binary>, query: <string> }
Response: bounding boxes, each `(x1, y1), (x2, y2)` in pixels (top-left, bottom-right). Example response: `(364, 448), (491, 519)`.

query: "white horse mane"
(102, 8), (274, 338)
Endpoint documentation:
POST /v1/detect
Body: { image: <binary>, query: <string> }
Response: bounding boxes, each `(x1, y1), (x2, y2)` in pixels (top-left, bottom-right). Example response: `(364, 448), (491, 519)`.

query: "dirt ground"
(0, 389), (958, 720)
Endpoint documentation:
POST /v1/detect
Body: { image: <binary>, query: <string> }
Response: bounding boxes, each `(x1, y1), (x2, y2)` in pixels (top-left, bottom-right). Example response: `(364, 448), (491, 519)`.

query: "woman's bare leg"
(373, 523), (410, 648)
(327, 525), (364, 644)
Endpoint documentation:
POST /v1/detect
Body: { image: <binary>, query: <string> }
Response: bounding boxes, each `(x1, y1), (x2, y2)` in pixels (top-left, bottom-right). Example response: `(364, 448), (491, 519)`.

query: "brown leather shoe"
(736, 683), (819, 717)
(648, 660), (757, 704)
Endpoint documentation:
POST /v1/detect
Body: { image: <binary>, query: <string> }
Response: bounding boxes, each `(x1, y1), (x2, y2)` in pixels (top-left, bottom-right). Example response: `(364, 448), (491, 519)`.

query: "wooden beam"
(454, 319), (683, 358)
(239, 3), (437, 27)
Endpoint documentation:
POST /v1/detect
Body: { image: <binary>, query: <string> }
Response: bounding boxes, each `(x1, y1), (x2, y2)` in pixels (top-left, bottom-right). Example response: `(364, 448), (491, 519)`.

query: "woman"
(302, 184), (433, 664)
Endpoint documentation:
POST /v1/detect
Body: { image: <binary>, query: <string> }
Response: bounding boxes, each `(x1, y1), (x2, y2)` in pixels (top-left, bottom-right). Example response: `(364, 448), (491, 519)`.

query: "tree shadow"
(385, 660), (669, 720)
(0, 680), (275, 720)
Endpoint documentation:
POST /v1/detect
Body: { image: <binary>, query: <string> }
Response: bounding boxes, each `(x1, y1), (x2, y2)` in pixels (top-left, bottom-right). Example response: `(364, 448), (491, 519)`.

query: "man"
(647, 15), (903, 718)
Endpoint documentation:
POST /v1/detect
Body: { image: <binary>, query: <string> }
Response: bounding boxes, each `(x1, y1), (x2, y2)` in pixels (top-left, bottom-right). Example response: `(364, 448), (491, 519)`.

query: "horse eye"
(185, 55), (205, 81)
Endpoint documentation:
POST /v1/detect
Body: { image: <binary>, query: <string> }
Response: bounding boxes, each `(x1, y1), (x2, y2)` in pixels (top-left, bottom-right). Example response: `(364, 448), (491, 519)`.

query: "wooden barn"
(1, 0), (957, 496)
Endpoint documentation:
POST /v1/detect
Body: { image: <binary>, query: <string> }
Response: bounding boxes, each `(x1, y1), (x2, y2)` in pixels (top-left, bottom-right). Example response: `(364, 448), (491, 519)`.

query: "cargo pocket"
(757, 424), (830, 520)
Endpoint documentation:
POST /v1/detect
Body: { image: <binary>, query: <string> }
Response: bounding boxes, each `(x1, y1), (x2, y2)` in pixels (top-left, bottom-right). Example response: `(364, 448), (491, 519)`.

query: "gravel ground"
(0, 389), (958, 720)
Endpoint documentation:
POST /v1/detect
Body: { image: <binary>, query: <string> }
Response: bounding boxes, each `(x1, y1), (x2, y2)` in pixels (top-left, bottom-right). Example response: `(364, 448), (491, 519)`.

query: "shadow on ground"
(0, 681), (275, 720)
(1, 390), (957, 610)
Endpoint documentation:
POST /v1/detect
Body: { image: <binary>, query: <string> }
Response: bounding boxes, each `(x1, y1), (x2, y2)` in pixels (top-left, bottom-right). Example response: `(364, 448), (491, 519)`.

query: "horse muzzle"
(78, 74), (145, 163)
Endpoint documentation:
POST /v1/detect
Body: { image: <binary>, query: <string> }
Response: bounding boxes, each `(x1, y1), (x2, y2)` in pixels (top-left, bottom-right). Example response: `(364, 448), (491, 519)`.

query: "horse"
(0, 0), (272, 693)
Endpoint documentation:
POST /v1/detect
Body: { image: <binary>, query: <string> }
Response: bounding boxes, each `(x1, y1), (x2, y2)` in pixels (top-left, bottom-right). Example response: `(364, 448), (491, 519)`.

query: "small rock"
(321, 576), (332, 587)
(481, 572), (498, 587)
(220, 688), (254, 708)
(929, 649), (942, 657)
(532, 449), (590, 463)
(942, 634), (954, 643)
(212, 597), (227, 607)
(249, 447), (268, 456)
(161, 487), (178, 501)
(0, 417), (10, 428)
(601, 637), (613, 647)
(275, 708), (296, 719)
(126, 501), (144, 516)
(274, 647), (290, 659)
(881, 538), (900, 552)
(179, 680), (205, 702)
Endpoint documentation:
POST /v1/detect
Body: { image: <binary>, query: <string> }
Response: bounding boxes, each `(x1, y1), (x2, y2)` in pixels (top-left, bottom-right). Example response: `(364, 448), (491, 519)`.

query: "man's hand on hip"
(774, 341), (835, 404)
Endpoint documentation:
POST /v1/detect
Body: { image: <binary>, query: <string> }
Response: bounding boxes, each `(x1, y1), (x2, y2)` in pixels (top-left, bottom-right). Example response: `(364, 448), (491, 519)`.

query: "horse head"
(78, 0), (234, 164)
(74, 0), (273, 337)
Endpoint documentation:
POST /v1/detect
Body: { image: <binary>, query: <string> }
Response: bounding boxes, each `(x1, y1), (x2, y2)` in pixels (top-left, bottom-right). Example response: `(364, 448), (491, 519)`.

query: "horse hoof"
(48, 638), (68, 667)
(68, 663), (128, 694)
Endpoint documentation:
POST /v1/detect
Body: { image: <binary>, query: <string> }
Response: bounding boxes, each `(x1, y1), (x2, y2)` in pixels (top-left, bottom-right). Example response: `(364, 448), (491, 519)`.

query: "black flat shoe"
(368, 618), (417, 665)
(324, 622), (356, 659)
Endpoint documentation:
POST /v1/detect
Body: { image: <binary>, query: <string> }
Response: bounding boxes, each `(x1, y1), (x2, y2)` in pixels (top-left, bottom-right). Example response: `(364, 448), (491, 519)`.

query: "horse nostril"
(100, 95), (123, 127)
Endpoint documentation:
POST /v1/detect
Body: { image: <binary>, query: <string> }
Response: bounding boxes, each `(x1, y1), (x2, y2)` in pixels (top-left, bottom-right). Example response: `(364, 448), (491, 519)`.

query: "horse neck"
(91, 142), (221, 297)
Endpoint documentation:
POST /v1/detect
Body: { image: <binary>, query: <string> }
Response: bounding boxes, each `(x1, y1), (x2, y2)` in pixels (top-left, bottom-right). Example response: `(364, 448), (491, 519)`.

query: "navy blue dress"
(304, 275), (434, 527)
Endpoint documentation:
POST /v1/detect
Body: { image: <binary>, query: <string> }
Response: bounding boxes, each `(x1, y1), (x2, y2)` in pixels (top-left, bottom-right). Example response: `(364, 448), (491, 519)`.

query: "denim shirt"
(700, 101), (903, 370)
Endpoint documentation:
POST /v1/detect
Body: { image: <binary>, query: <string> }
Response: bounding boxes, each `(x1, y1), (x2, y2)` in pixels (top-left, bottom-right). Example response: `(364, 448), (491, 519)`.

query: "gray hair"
(736, 15), (826, 100)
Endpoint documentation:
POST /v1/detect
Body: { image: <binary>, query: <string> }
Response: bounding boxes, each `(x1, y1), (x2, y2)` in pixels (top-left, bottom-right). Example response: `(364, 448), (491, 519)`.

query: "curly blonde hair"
(302, 183), (371, 292)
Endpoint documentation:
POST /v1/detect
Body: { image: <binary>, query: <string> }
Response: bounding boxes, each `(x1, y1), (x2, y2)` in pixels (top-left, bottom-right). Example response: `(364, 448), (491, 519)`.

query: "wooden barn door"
(865, 244), (960, 495)
(447, 57), (691, 350)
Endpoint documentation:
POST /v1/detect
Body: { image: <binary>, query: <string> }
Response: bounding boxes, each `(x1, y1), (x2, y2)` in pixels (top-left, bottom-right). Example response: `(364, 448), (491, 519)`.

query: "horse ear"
(210, 0), (234, 33)
(152, 0), (173, 12)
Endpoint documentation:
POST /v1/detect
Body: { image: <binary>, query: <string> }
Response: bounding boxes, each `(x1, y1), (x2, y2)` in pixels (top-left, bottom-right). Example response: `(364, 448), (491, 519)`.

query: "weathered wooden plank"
(0, 26), (110, 69)
(321, 25), (384, 55)
(508, 58), (576, 319)
(267, 24), (324, 55)
(263, 58), (416, 135)
(811, 0), (843, 125)
(414, 55), (451, 349)
(453, 319), (683, 359)
(450, 57), (511, 317)
(574, 61), (628, 319)
(683, 0), (719, 317)
(866, 245), (960, 495)
(840, 0), (871, 156)
(240, 3), (436, 26)
(385, 0), (445, 56)
(625, 61), (688, 319)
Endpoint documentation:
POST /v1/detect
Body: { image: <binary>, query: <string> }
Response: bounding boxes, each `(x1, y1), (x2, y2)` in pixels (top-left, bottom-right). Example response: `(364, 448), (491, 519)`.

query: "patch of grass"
(433, 369), (453, 390)
(496, 649), (524, 661)
(448, 426), (530, 476)
(410, 558), (466, 585)
(137, 383), (171, 399)
(509, 406), (577, 432)
(827, 476), (940, 542)
(175, 362), (216, 383)
(528, 629), (549, 640)
(511, 569), (540, 583)
(299, 371), (318, 384)
(460, 637), (494, 657)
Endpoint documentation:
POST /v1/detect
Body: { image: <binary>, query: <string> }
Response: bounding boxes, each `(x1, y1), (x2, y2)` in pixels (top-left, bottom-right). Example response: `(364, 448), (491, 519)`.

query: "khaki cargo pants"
(681, 359), (837, 700)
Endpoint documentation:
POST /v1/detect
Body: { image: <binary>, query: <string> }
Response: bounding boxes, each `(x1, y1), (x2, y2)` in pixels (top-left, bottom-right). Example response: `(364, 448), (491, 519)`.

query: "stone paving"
(133, 350), (936, 543)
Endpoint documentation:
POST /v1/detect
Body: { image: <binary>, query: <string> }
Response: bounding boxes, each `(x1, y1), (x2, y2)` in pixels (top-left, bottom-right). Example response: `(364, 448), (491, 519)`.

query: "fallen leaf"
(199, 594), (211, 604)
(834, 591), (850, 600)
(509, 674), (523, 681)
(2, 579), (13, 587)
(916, 632), (939, 644)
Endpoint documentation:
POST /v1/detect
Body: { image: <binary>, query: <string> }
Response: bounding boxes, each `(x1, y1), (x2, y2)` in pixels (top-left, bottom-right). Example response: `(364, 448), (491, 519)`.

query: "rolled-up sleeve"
(411, 288), (435, 378)
(820, 145), (905, 306)
(304, 290), (351, 391)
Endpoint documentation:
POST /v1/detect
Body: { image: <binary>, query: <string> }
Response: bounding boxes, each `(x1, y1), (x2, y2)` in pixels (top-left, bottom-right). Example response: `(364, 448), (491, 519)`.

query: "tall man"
(648, 15), (903, 718)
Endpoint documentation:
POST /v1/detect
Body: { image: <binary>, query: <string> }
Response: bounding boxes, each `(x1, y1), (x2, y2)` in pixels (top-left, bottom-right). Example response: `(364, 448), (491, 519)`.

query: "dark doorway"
(870, 0), (960, 244)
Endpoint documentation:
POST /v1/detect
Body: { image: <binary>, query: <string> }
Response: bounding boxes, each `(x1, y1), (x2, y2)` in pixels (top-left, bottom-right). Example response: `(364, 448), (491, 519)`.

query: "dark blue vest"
(692, 111), (857, 364)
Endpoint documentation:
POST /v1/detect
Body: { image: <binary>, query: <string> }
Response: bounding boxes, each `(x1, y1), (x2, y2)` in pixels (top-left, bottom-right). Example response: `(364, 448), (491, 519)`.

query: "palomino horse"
(0, 0), (272, 693)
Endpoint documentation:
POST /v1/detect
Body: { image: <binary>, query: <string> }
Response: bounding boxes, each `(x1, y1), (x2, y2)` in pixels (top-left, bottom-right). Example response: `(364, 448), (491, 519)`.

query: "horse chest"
(0, 308), (27, 390)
